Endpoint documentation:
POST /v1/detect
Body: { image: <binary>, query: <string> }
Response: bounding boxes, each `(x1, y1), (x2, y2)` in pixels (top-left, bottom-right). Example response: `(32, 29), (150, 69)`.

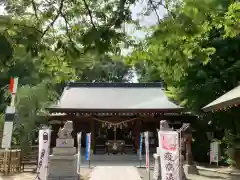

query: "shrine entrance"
(94, 118), (137, 154)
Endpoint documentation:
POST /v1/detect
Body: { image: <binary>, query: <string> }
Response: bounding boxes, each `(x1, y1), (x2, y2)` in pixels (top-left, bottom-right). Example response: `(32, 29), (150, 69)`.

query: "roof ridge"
(66, 82), (163, 88)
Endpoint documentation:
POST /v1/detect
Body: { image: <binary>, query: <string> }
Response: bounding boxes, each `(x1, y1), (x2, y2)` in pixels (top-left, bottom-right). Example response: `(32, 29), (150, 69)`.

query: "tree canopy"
(128, 0), (240, 163)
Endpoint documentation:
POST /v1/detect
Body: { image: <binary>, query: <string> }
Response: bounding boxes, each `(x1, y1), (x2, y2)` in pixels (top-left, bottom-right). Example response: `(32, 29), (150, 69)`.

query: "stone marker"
(48, 121), (78, 180)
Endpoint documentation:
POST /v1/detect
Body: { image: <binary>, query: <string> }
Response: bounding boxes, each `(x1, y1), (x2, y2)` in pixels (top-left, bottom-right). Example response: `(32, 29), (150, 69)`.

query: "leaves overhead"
(129, 0), (240, 144)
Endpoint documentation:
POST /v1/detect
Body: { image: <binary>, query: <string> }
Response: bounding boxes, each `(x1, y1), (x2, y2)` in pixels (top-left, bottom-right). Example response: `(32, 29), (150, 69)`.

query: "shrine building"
(47, 82), (196, 154)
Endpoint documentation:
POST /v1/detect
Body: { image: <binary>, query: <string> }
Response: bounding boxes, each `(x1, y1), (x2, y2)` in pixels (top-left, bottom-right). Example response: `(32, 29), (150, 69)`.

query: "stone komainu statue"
(58, 121), (73, 138)
(160, 120), (172, 131)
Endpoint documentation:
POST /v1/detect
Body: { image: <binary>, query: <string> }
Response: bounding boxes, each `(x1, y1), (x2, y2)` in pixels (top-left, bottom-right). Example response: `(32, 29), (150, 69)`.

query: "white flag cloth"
(158, 131), (180, 180)
(144, 131), (149, 171)
(77, 132), (82, 174)
(37, 129), (51, 180)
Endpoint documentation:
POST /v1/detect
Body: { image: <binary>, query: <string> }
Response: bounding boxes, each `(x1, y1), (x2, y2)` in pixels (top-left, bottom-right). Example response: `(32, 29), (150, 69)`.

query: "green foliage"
(129, 0), (240, 163)
(13, 80), (58, 148)
(129, 0), (240, 112)
(0, 0), (135, 146)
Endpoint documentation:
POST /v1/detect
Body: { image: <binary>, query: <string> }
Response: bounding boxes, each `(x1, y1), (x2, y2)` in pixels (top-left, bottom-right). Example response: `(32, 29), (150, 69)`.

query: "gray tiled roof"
(49, 83), (183, 111)
(202, 85), (240, 112)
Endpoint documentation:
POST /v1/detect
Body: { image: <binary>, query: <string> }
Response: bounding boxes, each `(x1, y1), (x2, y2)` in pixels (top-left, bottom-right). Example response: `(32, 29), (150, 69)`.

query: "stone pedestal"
(185, 164), (199, 175)
(180, 155), (188, 180)
(47, 121), (78, 180)
(152, 153), (161, 180)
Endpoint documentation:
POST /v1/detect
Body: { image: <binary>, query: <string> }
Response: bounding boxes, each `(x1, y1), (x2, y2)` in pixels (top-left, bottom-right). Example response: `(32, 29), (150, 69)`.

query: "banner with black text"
(36, 129), (51, 180)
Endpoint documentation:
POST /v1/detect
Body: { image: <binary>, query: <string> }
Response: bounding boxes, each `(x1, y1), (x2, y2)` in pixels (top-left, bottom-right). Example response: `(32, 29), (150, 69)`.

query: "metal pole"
(179, 131), (182, 180)
(148, 166), (151, 180)
(114, 126), (116, 141)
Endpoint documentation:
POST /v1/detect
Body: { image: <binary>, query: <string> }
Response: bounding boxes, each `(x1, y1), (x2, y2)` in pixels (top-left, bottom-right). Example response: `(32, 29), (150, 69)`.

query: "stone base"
(53, 147), (76, 155)
(56, 138), (74, 148)
(48, 175), (79, 180)
(185, 164), (199, 175)
(48, 154), (78, 177)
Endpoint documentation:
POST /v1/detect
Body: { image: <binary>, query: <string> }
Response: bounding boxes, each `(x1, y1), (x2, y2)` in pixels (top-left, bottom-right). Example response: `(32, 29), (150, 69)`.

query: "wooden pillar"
(135, 119), (141, 150)
(91, 119), (96, 154)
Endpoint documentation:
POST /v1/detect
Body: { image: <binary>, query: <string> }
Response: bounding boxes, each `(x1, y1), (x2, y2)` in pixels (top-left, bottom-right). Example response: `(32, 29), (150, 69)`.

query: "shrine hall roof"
(47, 82), (184, 113)
(202, 85), (240, 112)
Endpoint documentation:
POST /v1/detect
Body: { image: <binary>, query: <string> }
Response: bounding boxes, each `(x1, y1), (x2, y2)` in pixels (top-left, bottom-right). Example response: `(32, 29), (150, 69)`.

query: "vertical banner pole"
(2, 77), (18, 150)
(159, 131), (181, 180)
(77, 132), (82, 174)
(85, 133), (91, 168)
(179, 130), (182, 180)
(36, 128), (51, 180)
(144, 131), (150, 180)
(139, 132), (143, 167)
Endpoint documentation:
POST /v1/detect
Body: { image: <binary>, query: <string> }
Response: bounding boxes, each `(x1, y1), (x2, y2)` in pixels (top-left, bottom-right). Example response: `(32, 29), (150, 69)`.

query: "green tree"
(129, 0), (240, 163)
(13, 80), (58, 148)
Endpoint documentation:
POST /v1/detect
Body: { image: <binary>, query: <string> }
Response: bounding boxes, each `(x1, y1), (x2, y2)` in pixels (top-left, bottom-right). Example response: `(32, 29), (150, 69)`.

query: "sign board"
(158, 131), (180, 180)
(36, 129), (51, 180)
(144, 131), (149, 171)
(139, 133), (143, 161)
(85, 133), (91, 161)
(77, 132), (82, 174)
(210, 141), (220, 164)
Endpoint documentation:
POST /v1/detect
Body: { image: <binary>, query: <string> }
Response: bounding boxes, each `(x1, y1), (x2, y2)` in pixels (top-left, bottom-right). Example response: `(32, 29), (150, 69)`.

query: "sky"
(130, 1), (166, 38)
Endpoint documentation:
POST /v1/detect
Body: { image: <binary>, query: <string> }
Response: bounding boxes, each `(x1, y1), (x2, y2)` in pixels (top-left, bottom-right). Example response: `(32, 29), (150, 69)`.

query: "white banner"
(77, 132), (82, 174)
(1, 122), (13, 149)
(210, 141), (220, 163)
(144, 131), (149, 171)
(36, 129), (51, 180)
(159, 131), (180, 180)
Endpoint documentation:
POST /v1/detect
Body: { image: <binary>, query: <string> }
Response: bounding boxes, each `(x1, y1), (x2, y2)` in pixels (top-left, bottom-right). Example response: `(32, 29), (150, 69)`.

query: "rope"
(92, 117), (137, 126)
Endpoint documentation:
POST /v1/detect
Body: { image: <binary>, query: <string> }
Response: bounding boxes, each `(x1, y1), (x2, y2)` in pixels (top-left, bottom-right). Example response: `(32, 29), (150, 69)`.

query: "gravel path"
(0, 168), (92, 180)
(137, 168), (240, 180)
(1, 167), (240, 180)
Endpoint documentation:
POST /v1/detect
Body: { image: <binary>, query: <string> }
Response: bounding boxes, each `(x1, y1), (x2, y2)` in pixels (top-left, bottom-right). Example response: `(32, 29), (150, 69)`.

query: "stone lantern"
(182, 124), (199, 174)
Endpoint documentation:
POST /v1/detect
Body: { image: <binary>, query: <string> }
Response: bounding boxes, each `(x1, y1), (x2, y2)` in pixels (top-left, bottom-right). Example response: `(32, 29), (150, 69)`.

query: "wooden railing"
(0, 145), (38, 174)
(20, 145), (38, 172)
(0, 149), (21, 175)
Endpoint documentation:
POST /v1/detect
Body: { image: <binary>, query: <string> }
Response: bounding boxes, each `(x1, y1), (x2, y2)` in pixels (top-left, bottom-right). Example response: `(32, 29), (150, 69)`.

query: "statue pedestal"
(48, 138), (78, 180)
(185, 164), (199, 175)
(47, 122), (78, 180)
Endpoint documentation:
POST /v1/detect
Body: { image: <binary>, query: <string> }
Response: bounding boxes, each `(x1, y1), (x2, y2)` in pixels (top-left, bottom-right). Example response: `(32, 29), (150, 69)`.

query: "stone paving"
(1, 168), (240, 180)
(89, 166), (142, 180)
